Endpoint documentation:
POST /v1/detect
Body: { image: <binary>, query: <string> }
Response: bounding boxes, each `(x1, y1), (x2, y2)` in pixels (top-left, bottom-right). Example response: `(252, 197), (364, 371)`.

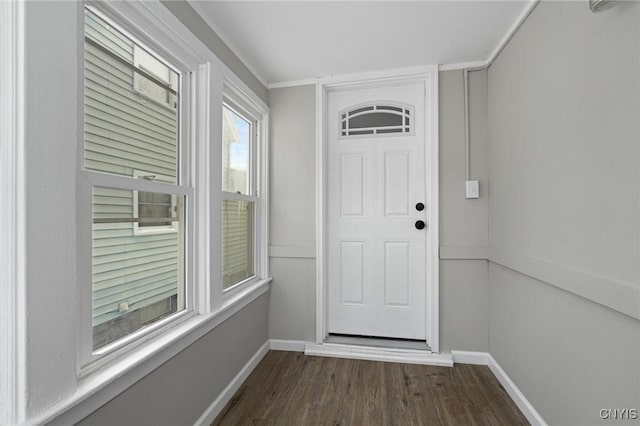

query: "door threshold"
(304, 341), (453, 367)
(325, 334), (431, 351)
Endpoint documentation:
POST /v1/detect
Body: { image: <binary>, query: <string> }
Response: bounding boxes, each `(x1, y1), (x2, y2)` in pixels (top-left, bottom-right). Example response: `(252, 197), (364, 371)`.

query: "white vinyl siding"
(85, 12), (179, 327)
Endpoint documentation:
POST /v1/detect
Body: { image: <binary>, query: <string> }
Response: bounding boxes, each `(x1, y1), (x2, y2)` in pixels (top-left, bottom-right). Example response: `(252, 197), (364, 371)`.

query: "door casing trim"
(315, 66), (440, 352)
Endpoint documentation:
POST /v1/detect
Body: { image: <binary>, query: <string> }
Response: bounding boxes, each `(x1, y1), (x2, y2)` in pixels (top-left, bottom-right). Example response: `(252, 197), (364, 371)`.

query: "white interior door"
(327, 81), (428, 340)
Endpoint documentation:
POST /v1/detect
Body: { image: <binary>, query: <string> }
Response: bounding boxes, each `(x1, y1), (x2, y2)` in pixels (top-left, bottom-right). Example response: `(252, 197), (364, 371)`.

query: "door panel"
(340, 241), (365, 304)
(327, 82), (427, 340)
(340, 153), (366, 217)
(383, 241), (411, 306)
(384, 151), (411, 217)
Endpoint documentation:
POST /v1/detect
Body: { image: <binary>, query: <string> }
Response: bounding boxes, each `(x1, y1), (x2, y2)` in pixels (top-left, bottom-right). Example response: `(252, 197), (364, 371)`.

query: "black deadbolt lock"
(415, 220), (426, 230)
(416, 202), (425, 211)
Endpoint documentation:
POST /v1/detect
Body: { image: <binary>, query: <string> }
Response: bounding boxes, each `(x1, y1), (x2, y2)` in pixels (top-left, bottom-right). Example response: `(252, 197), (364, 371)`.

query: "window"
(10, 0), (271, 419)
(83, 8), (189, 351)
(137, 191), (173, 228)
(132, 171), (178, 235)
(221, 100), (259, 290)
(133, 45), (178, 109)
(340, 103), (413, 137)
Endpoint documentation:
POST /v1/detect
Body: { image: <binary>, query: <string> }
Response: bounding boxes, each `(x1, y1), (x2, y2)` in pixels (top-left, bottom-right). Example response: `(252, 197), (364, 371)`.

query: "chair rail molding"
(439, 245), (640, 321)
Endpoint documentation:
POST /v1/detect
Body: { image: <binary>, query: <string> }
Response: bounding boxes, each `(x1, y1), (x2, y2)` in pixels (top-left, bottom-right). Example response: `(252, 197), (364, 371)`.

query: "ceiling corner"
(187, 0), (271, 87)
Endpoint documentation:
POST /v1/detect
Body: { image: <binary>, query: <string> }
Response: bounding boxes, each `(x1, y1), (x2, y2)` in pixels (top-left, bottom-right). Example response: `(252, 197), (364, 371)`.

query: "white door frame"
(314, 66), (440, 352)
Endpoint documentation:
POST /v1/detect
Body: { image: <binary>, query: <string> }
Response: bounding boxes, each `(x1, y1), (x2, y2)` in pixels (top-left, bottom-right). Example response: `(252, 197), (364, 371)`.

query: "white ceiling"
(190, 1), (531, 86)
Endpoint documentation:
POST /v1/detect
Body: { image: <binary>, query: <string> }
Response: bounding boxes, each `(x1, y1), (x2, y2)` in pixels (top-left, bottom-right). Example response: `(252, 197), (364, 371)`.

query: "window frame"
(77, 2), (200, 372)
(219, 84), (268, 298)
(75, 0), (270, 382)
(3, 0), (271, 423)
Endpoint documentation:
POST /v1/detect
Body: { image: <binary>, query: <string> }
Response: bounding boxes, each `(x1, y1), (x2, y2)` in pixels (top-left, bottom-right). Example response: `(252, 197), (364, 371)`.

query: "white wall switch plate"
(465, 180), (479, 199)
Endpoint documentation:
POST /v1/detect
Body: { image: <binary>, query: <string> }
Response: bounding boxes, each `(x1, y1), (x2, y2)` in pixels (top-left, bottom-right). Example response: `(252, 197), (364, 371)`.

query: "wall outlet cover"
(465, 180), (479, 199)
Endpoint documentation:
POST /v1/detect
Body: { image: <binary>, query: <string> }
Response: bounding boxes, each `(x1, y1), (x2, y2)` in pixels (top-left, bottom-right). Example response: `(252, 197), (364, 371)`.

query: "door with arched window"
(327, 81), (430, 340)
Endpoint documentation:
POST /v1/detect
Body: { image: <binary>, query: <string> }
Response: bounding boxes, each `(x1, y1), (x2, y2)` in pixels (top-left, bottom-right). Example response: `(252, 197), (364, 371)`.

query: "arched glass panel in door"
(340, 103), (413, 137)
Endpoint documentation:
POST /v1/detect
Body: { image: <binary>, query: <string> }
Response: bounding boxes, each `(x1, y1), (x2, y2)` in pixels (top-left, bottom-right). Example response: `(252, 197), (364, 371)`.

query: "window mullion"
(83, 170), (189, 195)
(220, 191), (257, 203)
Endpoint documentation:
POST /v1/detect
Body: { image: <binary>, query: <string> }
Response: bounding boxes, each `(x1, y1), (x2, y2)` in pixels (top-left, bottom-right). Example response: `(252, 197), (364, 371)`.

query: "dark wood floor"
(213, 351), (528, 426)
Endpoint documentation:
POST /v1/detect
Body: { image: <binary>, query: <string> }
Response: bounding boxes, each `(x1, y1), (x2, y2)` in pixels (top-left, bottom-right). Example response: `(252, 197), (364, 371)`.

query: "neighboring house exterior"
(85, 10), (250, 346)
(222, 108), (253, 289)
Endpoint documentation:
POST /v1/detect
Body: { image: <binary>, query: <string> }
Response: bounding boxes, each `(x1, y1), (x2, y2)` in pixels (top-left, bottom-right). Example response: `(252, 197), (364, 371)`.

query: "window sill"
(29, 278), (272, 426)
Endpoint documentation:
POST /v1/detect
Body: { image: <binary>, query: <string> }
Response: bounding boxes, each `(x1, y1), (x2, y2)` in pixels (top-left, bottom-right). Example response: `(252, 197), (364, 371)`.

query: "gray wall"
(267, 73), (491, 352)
(79, 294), (269, 426)
(439, 69), (489, 352)
(161, 1), (268, 104)
(268, 85), (317, 342)
(487, 1), (640, 424)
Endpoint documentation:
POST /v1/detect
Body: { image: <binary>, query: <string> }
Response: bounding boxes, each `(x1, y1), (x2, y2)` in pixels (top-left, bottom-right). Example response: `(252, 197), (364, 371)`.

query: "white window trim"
(35, 278), (272, 426)
(132, 170), (179, 235)
(78, 3), (198, 371)
(3, 1), (275, 424)
(0, 1), (26, 424)
(219, 90), (269, 297)
(3, 0), (270, 422)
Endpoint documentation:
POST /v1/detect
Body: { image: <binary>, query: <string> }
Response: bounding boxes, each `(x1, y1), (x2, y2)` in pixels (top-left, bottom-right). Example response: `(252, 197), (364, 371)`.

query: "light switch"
(465, 180), (479, 199)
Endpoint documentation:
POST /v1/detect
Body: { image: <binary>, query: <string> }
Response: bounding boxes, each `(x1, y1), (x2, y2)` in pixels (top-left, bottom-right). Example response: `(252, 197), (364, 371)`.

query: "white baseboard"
(269, 339), (306, 352)
(305, 343), (454, 367)
(451, 350), (490, 365)
(452, 350), (546, 426)
(487, 354), (547, 426)
(194, 340), (270, 426)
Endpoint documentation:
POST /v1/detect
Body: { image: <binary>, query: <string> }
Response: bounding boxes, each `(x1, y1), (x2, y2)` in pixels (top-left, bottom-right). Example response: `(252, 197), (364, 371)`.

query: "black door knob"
(416, 202), (425, 211)
(415, 220), (426, 230)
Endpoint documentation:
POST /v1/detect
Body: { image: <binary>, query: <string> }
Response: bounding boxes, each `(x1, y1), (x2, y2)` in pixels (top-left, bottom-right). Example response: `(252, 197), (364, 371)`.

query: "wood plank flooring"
(213, 351), (528, 426)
